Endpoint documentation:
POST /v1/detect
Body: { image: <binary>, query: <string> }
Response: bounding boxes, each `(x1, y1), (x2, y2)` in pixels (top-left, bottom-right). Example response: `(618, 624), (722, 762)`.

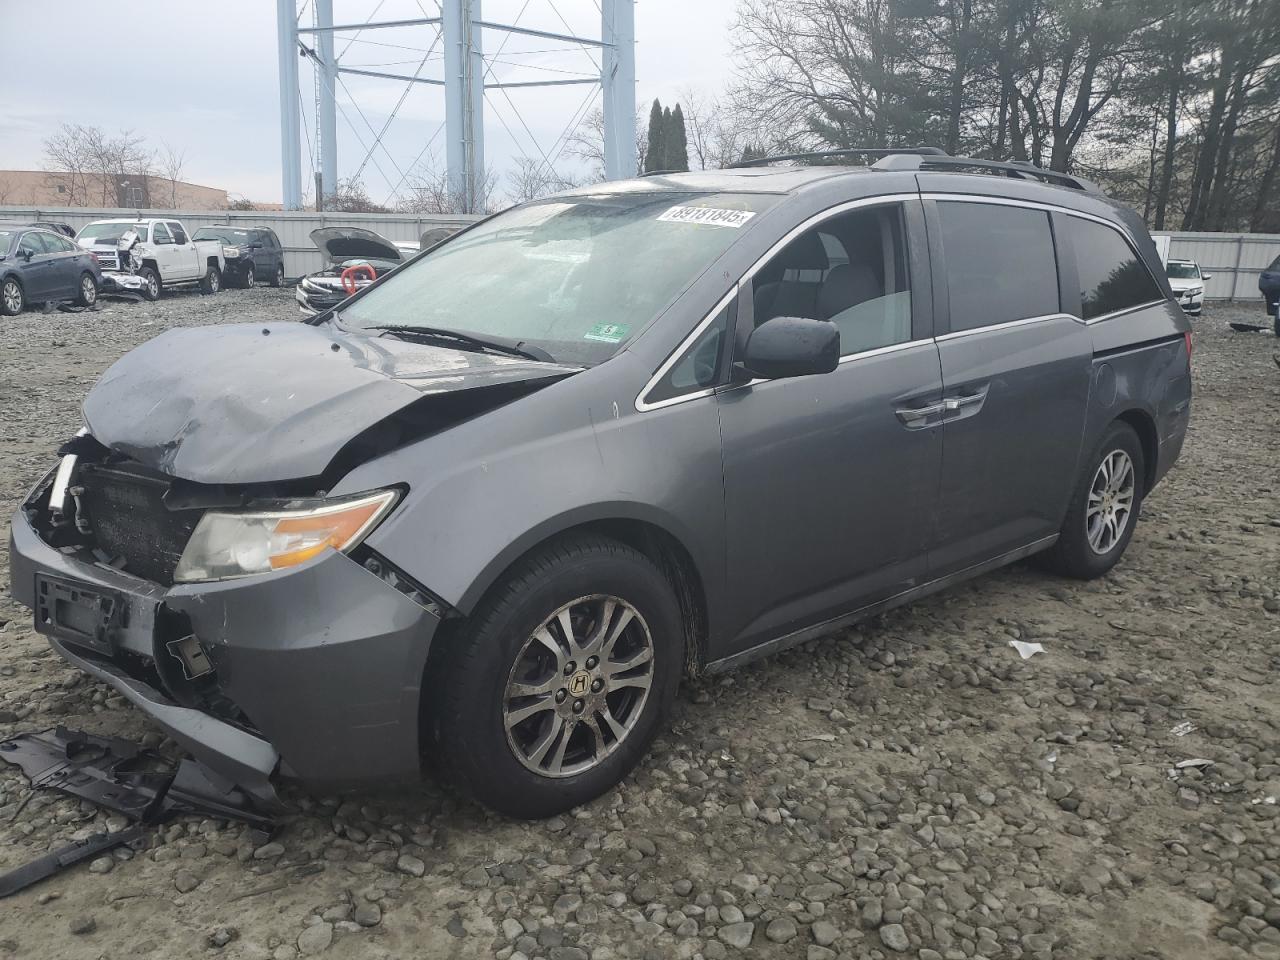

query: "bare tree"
(327, 177), (392, 213)
(397, 159), (499, 214)
(505, 158), (583, 205)
(42, 123), (153, 206)
(158, 142), (186, 209)
(677, 86), (766, 169)
(567, 107), (648, 180)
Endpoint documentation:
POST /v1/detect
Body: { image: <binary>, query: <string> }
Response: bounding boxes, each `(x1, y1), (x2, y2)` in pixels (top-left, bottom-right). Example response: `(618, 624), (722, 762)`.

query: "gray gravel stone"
(718, 922), (755, 949)
(297, 922), (333, 955)
(879, 923), (909, 952)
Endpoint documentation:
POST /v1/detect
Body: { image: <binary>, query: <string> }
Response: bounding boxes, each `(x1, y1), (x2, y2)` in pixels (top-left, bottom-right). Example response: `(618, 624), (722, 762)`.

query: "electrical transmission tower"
(275, 0), (636, 212)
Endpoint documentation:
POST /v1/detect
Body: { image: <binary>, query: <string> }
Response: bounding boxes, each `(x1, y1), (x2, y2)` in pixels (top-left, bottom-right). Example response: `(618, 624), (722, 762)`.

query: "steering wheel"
(340, 263), (377, 296)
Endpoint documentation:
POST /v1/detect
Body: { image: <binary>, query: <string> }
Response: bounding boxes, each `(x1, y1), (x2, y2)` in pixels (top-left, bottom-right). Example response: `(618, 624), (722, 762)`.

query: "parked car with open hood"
(1, 223), (101, 316)
(295, 226), (419, 315)
(192, 225), (286, 289)
(11, 150), (1192, 819)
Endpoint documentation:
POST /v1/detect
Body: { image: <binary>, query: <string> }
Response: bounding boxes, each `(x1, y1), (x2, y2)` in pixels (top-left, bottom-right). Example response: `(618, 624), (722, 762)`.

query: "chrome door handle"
(895, 401), (946, 424)
(943, 394), (984, 411)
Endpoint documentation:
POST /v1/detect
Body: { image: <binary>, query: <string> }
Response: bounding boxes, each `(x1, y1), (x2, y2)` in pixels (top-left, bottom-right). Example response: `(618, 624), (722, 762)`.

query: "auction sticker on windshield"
(657, 205), (757, 228)
(584, 322), (631, 343)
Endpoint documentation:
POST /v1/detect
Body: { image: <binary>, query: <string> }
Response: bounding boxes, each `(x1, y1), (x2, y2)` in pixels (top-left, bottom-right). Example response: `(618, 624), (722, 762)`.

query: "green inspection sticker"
(583, 322), (631, 344)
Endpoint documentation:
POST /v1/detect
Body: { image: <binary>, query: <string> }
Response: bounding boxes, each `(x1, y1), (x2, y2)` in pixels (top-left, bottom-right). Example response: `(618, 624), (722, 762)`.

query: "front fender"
(334, 355), (727, 629)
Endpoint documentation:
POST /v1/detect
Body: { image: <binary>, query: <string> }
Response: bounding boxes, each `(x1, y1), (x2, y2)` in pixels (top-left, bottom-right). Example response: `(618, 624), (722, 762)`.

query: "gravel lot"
(0, 288), (1277, 960)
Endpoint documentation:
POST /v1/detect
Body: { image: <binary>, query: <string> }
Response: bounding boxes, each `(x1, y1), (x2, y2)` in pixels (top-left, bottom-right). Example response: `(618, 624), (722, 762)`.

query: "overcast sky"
(2, 0), (738, 205)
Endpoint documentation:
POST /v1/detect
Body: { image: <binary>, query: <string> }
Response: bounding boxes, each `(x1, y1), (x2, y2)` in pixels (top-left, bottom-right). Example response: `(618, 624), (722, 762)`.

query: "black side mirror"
(249, 242), (263, 250)
(740, 316), (840, 380)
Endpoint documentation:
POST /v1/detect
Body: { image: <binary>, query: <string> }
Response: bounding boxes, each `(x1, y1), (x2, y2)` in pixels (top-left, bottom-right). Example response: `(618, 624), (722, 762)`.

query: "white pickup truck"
(76, 218), (225, 301)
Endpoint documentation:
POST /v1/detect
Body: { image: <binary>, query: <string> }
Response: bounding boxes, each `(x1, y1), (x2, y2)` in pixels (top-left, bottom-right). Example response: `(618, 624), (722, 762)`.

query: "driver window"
(20, 233), (50, 256)
(169, 223), (187, 244)
(153, 223), (172, 244)
(751, 205), (911, 357)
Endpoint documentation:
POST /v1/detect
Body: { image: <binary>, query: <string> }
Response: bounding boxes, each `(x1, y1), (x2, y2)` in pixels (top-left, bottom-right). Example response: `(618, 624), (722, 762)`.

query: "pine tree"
(644, 99), (666, 174)
(668, 104), (690, 172)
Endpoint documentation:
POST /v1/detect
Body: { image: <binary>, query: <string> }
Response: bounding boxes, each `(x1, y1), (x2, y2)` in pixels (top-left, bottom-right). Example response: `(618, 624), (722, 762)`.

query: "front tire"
(138, 266), (161, 301)
(429, 535), (684, 819)
(76, 272), (98, 307)
(1, 277), (24, 316)
(241, 264), (255, 289)
(1038, 422), (1145, 579)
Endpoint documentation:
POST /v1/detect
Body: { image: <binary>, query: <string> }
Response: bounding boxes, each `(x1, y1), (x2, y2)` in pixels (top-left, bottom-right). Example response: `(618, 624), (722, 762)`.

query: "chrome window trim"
(731, 338), (934, 390)
(1082, 298), (1168, 325)
(635, 193), (920, 413)
(934, 312), (1082, 342)
(634, 288), (737, 413)
(925, 193), (1169, 328)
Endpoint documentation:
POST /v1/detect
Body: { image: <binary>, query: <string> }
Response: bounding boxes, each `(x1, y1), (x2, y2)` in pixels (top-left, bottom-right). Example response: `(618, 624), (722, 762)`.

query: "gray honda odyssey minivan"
(10, 150), (1192, 818)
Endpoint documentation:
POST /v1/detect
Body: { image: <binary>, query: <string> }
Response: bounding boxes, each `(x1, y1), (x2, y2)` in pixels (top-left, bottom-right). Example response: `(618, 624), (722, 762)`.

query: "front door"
(927, 198), (1092, 574)
(716, 199), (944, 656)
(17, 232), (56, 299)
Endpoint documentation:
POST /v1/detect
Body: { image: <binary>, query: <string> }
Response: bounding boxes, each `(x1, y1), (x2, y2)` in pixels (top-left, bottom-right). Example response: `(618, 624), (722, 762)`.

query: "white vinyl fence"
(1152, 231), (1279, 301)
(0, 206), (481, 280)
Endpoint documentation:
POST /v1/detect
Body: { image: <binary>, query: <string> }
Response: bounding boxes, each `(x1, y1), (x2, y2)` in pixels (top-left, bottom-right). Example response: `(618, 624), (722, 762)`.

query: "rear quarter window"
(1061, 217), (1163, 320)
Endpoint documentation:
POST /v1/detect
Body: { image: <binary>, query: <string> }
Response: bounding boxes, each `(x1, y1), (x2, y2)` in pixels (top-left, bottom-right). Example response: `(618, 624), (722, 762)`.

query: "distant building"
(0, 170), (228, 210)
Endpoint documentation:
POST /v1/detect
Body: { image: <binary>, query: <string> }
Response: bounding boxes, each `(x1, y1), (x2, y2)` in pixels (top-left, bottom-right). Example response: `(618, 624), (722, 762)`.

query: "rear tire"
(270, 263), (284, 288)
(139, 267), (161, 301)
(429, 535), (683, 819)
(1, 277), (24, 316)
(1038, 421), (1145, 580)
(201, 265), (222, 295)
(75, 272), (98, 307)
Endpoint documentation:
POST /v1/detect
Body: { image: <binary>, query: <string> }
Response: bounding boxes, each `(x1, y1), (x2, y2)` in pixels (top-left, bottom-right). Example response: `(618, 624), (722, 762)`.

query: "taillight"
(1184, 331), (1193, 365)
(88, 252), (99, 263)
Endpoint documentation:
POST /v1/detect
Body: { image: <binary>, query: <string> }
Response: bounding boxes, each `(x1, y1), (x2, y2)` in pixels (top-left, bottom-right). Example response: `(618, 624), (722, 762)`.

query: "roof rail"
(872, 153), (1102, 193)
(640, 168), (691, 177)
(730, 146), (948, 169)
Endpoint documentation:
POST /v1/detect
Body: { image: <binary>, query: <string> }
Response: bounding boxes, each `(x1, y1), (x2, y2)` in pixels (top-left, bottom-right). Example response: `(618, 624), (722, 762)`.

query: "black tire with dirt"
(138, 266), (161, 301)
(200, 264), (222, 295)
(1038, 421), (1145, 580)
(1, 276), (24, 316)
(75, 271), (98, 308)
(269, 263), (284, 288)
(428, 534), (684, 819)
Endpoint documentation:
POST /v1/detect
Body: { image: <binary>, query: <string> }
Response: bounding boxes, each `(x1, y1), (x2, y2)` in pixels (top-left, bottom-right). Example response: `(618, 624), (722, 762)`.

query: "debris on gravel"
(0, 290), (1277, 959)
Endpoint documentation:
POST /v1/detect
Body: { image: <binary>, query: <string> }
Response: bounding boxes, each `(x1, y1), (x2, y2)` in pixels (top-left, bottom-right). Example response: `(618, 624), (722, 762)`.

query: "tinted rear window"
(937, 201), (1059, 332)
(1062, 217), (1163, 319)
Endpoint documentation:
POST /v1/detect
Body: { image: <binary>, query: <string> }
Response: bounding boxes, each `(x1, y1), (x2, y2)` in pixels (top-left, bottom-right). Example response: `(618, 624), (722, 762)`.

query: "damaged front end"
(9, 321), (578, 799)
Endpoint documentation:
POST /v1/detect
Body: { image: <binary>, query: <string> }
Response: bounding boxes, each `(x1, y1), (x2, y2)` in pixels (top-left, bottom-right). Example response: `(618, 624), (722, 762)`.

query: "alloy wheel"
(81, 276), (96, 305)
(3, 280), (23, 313)
(1086, 449), (1135, 554)
(503, 595), (655, 778)
(244, 268), (255, 288)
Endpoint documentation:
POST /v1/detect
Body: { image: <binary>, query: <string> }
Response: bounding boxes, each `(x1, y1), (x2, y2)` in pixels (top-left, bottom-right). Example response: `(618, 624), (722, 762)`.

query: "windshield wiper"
(366, 324), (556, 363)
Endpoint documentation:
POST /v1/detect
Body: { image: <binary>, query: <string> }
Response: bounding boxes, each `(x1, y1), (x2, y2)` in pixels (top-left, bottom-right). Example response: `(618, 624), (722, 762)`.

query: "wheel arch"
(444, 510), (712, 677)
(1114, 407), (1158, 493)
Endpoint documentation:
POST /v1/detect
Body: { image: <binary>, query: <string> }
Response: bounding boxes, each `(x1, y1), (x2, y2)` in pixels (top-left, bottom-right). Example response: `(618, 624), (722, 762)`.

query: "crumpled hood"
(82, 322), (578, 484)
(1166, 276), (1202, 293)
(310, 226), (407, 265)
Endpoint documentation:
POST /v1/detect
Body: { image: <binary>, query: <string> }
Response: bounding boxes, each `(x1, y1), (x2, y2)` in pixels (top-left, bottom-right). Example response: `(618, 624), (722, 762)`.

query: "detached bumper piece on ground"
(0, 725), (278, 897)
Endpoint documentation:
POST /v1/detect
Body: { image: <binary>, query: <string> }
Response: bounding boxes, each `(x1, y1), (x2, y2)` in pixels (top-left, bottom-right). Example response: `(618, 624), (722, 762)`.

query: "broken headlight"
(173, 489), (399, 583)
